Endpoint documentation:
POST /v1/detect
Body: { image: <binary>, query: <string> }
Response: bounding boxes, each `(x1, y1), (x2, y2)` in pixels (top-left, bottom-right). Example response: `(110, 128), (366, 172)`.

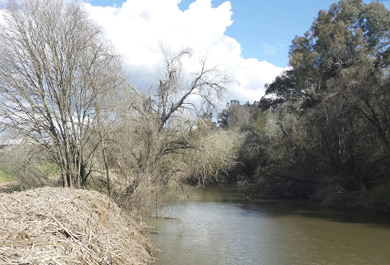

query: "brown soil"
(0, 181), (18, 187)
(0, 187), (158, 264)
(0, 181), (21, 193)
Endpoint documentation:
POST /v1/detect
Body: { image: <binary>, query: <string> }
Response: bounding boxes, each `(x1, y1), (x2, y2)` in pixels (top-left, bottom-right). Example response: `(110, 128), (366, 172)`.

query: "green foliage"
(226, 0), (390, 206)
(264, 0), (390, 111)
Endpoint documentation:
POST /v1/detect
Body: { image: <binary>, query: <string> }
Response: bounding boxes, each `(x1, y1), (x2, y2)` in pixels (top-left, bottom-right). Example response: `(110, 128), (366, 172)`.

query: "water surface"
(148, 186), (390, 265)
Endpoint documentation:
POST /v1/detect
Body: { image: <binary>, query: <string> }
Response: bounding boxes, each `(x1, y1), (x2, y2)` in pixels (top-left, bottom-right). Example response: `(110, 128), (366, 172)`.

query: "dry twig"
(0, 187), (158, 265)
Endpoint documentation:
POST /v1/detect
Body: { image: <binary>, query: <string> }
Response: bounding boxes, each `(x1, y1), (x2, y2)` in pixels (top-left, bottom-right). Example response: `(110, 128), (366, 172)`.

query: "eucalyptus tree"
(288, 0), (390, 178)
(254, 0), (390, 202)
(0, 0), (124, 187)
(262, 0), (390, 110)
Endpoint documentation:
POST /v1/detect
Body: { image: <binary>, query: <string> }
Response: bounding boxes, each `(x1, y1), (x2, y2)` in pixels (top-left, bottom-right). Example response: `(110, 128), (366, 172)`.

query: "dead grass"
(0, 187), (158, 264)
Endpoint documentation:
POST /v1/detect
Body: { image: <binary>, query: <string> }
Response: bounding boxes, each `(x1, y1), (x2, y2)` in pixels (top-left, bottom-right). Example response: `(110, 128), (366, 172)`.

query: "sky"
(83, 0), (390, 105)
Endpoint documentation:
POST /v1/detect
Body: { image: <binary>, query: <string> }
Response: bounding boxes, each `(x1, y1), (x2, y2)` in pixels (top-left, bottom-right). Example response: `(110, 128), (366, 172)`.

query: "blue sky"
(88, 0), (390, 68)
(85, 0), (390, 103)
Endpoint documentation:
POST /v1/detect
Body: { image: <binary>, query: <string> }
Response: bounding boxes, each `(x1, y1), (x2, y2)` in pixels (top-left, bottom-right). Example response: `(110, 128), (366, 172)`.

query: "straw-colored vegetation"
(0, 0), (240, 213)
(0, 187), (158, 264)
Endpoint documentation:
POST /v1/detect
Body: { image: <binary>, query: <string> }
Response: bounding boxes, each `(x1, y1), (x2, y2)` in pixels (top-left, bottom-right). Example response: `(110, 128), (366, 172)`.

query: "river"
(147, 186), (390, 265)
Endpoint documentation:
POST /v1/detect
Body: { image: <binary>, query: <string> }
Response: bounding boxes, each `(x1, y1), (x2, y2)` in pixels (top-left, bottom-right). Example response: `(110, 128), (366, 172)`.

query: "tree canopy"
(261, 0), (390, 110)
(223, 0), (390, 207)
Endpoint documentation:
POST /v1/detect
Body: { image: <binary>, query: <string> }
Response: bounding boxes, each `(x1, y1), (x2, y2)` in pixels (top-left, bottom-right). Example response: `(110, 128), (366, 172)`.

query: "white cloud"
(85, 0), (286, 105)
(261, 42), (276, 55)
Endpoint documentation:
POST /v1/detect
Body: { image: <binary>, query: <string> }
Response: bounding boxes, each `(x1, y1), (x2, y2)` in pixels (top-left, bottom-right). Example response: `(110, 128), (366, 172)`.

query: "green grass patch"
(37, 163), (59, 176)
(0, 168), (15, 182)
(0, 163), (59, 183)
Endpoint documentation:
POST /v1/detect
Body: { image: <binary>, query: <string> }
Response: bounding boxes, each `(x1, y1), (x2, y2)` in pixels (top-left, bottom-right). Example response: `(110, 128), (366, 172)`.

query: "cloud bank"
(85, 0), (286, 105)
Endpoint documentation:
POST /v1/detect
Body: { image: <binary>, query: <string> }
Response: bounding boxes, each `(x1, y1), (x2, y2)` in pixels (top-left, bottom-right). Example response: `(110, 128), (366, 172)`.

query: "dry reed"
(0, 187), (158, 265)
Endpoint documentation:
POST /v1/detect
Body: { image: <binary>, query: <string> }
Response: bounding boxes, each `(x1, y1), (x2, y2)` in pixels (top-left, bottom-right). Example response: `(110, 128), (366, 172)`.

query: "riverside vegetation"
(218, 0), (390, 211)
(0, 0), (241, 211)
(0, 0), (390, 263)
(0, 0), (240, 263)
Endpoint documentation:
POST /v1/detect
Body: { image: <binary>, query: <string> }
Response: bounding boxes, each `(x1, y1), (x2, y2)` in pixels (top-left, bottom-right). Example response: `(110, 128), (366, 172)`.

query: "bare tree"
(155, 45), (229, 129)
(101, 47), (231, 212)
(0, 0), (124, 187)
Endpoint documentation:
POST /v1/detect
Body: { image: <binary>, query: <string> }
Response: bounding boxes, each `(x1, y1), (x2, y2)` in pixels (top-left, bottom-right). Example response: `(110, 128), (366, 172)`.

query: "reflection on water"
(147, 186), (390, 265)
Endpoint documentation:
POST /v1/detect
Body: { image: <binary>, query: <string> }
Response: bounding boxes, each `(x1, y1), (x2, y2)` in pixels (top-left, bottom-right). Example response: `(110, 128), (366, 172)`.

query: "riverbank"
(241, 176), (390, 214)
(0, 187), (158, 264)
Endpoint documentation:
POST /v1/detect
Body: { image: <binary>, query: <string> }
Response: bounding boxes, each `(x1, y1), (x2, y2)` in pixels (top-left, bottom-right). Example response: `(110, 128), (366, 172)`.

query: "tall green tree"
(262, 0), (390, 110)
(255, 0), (390, 204)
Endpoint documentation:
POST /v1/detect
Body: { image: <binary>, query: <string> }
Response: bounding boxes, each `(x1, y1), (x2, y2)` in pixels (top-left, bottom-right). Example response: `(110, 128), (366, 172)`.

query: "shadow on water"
(191, 186), (390, 229)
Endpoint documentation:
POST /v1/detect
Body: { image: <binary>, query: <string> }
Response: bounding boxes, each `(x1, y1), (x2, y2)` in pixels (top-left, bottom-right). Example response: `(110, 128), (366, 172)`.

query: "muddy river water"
(147, 186), (390, 265)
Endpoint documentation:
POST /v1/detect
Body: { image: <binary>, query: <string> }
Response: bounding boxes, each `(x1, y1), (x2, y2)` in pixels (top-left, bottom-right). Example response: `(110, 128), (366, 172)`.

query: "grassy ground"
(0, 163), (59, 183)
(0, 168), (14, 183)
(0, 167), (19, 192)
